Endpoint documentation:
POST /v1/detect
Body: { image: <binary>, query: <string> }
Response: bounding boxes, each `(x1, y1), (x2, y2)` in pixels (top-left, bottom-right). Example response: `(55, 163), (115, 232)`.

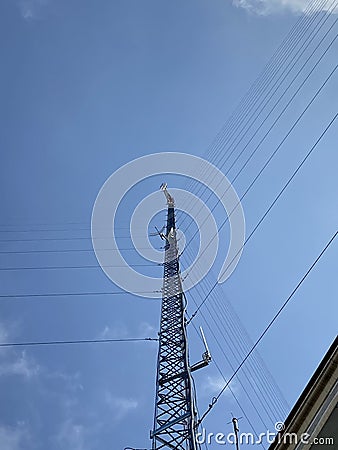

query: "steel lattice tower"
(151, 184), (210, 450)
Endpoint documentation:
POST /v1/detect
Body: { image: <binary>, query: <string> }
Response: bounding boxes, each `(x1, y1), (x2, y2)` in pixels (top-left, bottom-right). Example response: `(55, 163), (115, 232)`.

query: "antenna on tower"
(160, 182), (175, 207)
(150, 184), (210, 449)
(230, 416), (241, 450)
(191, 327), (212, 372)
(149, 225), (167, 241)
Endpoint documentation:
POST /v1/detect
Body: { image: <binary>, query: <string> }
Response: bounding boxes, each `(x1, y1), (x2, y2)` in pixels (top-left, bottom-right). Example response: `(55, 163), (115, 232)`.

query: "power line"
(190, 320), (266, 449)
(0, 248), (160, 255)
(0, 227), (139, 233)
(198, 230), (337, 424)
(185, 245), (286, 427)
(180, 14), (338, 230)
(181, 0), (321, 190)
(204, 0), (331, 166)
(181, 57), (338, 247)
(0, 337), (158, 348)
(183, 238), (290, 421)
(186, 111), (338, 323)
(177, 0), (337, 219)
(0, 222), (134, 228)
(177, 99), (337, 429)
(211, 292), (289, 418)
(0, 263), (159, 271)
(0, 291), (161, 299)
(0, 237), (145, 242)
(183, 227), (287, 426)
(0, 221), (90, 227)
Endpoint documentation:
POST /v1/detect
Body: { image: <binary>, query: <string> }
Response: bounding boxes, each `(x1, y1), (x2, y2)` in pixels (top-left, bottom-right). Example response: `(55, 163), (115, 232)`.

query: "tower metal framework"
(151, 184), (211, 450)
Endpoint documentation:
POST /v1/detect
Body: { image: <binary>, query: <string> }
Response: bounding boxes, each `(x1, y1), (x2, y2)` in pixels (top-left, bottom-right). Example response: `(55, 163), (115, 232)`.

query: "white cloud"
(0, 322), (93, 449)
(104, 393), (139, 421)
(202, 374), (225, 394)
(0, 350), (40, 378)
(138, 321), (157, 336)
(54, 419), (87, 450)
(0, 323), (40, 379)
(98, 321), (158, 340)
(0, 423), (30, 450)
(201, 374), (237, 397)
(0, 323), (9, 342)
(232, 0), (338, 16)
(0, 323), (10, 357)
(98, 323), (129, 340)
(46, 370), (84, 393)
(18, 0), (51, 21)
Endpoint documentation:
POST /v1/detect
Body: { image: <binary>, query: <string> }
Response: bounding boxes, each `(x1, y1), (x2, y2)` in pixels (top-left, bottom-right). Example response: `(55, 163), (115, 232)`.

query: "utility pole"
(151, 184), (211, 450)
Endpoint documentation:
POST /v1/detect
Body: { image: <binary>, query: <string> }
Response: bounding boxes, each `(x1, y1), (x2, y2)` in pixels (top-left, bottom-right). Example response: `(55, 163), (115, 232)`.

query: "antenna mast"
(151, 184), (210, 449)
(231, 417), (240, 450)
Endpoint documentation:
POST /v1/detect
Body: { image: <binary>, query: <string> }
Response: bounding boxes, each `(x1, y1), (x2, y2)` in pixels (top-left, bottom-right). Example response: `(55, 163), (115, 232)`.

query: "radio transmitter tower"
(151, 184), (211, 450)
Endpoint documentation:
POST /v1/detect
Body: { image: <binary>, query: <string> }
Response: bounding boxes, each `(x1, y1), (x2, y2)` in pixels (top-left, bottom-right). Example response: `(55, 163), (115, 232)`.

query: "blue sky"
(0, 1), (337, 449)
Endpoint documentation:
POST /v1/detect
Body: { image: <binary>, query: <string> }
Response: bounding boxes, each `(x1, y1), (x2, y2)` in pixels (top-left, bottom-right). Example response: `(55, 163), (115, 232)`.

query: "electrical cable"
(0, 227), (140, 233)
(0, 291), (161, 299)
(204, 0), (330, 166)
(182, 242), (277, 427)
(180, 14), (338, 229)
(190, 321), (265, 449)
(0, 263), (159, 271)
(198, 231), (337, 424)
(187, 111), (337, 324)
(0, 337), (159, 348)
(192, 279), (289, 421)
(177, 0), (335, 218)
(211, 293), (290, 418)
(184, 246), (283, 427)
(183, 235), (290, 420)
(0, 248), (159, 254)
(0, 237), (146, 242)
(179, 9), (338, 230)
(181, 212), (290, 421)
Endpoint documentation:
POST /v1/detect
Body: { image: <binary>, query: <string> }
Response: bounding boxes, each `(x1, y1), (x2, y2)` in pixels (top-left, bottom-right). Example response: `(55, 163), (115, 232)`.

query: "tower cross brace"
(151, 184), (201, 450)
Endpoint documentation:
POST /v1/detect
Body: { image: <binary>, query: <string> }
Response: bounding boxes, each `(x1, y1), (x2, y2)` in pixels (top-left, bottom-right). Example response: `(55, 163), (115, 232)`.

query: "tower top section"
(160, 182), (175, 208)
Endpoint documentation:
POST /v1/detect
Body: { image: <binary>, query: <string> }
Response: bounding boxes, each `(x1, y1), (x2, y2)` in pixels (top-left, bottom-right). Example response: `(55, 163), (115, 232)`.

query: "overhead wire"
(183, 13), (338, 226)
(177, 0), (335, 211)
(0, 236), (147, 242)
(177, 108), (333, 422)
(0, 291), (161, 300)
(177, 2), (333, 426)
(204, 0), (331, 162)
(211, 292), (290, 417)
(174, 35), (338, 426)
(183, 243), (286, 427)
(183, 271), (268, 442)
(189, 320), (266, 449)
(0, 226), (139, 232)
(1, 0), (334, 440)
(182, 57), (338, 266)
(197, 231), (337, 424)
(187, 111), (338, 323)
(182, 48), (338, 252)
(182, 227), (291, 420)
(0, 248), (160, 254)
(189, 279), (287, 424)
(0, 337), (158, 348)
(0, 263), (159, 271)
(178, 0), (338, 229)
(187, 284), (272, 429)
(180, 230), (284, 426)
